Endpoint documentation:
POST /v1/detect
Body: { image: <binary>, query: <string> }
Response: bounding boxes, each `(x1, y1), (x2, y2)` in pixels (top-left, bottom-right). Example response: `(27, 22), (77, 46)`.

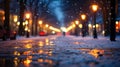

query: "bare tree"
(18, 0), (26, 36)
(4, 0), (10, 38)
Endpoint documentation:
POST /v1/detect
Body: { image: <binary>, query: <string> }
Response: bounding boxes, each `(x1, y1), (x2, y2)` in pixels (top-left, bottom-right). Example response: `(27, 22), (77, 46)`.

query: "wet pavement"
(0, 36), (120, 67)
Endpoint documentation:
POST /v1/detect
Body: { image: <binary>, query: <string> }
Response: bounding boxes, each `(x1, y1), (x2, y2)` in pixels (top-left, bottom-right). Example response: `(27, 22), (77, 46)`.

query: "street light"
(38, 20), (43, 25)
(92, 4), (98, 12)
(45, 24), (49, 35)
(92, 4), (98, 39)
(75, 20), (79, 25)
(25, 13), (30, 19)
(81, 14), (86, 37)
(38, 20), (43, 31)
(81, 14), (86, 20)
(25, 12), (31, 38)
(74, 20), (79, 36)
(45, 24), (49, 28)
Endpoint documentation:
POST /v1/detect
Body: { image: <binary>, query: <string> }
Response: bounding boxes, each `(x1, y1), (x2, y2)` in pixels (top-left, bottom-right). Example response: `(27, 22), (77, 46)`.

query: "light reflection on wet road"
(0, 37), (120, 67)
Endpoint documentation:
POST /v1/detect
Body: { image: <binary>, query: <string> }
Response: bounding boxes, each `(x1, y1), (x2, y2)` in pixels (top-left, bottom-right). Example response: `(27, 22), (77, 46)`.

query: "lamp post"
(74, 20), (79, 36)
(45, 24), (49, 35)
(25, 13), (30, 38)
(92, 4), (98, 39)
(81, 14), (86, 37)
(38, 20), (43, 31)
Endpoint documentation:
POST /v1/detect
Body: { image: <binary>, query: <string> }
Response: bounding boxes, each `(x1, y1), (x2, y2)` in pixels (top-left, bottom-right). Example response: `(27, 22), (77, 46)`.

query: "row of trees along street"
(3, 0), (117, 41)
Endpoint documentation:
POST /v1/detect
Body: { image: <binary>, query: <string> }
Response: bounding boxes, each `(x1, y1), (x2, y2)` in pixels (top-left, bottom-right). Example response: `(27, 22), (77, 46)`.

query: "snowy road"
(0, 35), (120, 67)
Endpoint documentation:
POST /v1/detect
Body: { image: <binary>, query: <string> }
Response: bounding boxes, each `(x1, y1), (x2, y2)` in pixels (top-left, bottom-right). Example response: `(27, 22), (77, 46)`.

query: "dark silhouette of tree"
(110, 0), (116, 41)
(27, 0), (51, 36)
(96, 0), (111, 36)
(4, 0), (10, 38)
(18, 0), (26, 36)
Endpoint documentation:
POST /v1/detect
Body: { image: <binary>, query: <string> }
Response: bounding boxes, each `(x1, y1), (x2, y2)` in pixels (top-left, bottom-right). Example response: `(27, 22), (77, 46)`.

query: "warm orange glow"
(24, 58), (31, 66)
(44, 59), (53, 64)
(0, 10), (5, 21)
(28, 29), (30, 32)
(116, 26), (119, 29)
(14, 51), (20, 56)
(116, 21), (118, 24)
(72, 24), (75, 27)
(3, 16), (5, 21)
(81, 14), (86, 20)
(17, 22), (20, 26)
(92, 4), (98, 12)
(38, 50), (44, 54)
(49, 26), (61, 32)
(66, 26), (73, 32)
(45, 38), (49, 45)
(23, 51), (32, 55)
(24, 44), (32, 49)
(52, 31), (55, 34)
(25, 13), (30, 19)
(14, 57), (19, 67)
(38, 59), (44, 63)
(79, 24), (83, 28)
(88, 24), (92, 28)
(39, 20), (43, 25)
(0, 10), (4, 14)
(93, 25), (95, 28)
(23, 22), (25, 26)
(45, 24), (49, 27)
(116, 21), (120, 32)
(25, 27), (28, 31)
(25, 20), (28, 25)
(38, 41), (44, 47)
(13, 15), (18, 22)
(96, 24), (99, 28)
(89, 49), (104, 58)
(75, 20), (79, 25)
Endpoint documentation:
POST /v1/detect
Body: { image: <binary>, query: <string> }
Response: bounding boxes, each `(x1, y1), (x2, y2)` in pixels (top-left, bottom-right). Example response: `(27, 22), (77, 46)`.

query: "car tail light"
(13, 31), (16, 34)
(39, 31), (45, 36)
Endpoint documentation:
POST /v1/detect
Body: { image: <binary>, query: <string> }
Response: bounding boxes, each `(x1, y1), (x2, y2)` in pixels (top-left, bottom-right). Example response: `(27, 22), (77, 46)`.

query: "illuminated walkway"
(0, 35), (120, 67)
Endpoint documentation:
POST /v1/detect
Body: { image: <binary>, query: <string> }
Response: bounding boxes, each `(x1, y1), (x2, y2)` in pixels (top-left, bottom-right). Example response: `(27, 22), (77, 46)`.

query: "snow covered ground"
(53, 35), (120, 49)
(0, 35), (120, 67)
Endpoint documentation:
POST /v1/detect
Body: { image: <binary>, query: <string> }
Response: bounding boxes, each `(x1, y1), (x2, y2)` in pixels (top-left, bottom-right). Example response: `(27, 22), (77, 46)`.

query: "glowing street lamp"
(38, 20), (43, 25)
(13, 15), (18, 22)
(45, 24), (49, 28)
(25, 12), (31, 38)
(92, 4), (98, 12)
(38, 20), (43, 31)
(81, 14), (86, 20)
(92, 4), (98, 39)
(25, 13), (30, 19)
(75, 20), (79, 25)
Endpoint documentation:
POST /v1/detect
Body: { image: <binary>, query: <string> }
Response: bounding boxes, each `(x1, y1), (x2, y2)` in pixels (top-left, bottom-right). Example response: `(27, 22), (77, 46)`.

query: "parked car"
(0, 25), (16, 40)
(39, 31), (47, 36)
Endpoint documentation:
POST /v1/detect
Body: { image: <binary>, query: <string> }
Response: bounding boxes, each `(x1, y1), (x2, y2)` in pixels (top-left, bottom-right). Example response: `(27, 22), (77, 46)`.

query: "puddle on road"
(0, 38), (120, 67)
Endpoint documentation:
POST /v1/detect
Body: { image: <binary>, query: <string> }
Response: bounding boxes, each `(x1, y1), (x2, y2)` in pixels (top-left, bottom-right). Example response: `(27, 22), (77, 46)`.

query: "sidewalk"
(54, 35), (120, 49)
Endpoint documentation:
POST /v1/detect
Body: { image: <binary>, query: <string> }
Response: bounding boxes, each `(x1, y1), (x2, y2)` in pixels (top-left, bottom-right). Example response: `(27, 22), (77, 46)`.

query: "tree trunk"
(18, 0), (26, 36)
(110, 0), (116, 41)
(4, 0), (10, 38)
